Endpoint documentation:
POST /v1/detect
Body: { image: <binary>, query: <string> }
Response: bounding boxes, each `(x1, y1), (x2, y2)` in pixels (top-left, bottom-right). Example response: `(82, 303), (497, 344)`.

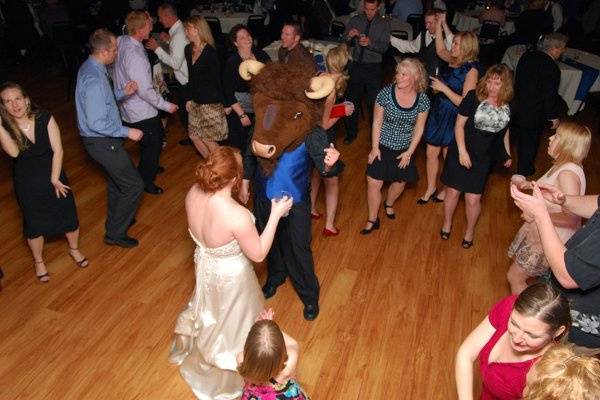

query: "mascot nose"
(251, 140), (277, 159)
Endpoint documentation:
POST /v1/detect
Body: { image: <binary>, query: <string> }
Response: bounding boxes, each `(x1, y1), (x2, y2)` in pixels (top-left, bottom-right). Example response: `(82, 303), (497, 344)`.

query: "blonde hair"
(476, 64), (514, 106)
(396, 58), (428, 93)
(454, 31), (479, 65)
(550, 122), (591, 168)
(237, 320), (287, 385)
(326, 43), (350, 96)
(125, 10), (149, 35)
(185, 16), (215, 47)
(523, 344), (600, 400)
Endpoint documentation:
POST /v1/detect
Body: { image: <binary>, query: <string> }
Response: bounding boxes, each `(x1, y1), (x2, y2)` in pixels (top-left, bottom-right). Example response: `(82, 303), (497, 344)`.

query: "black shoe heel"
(360, 218), (380, 235)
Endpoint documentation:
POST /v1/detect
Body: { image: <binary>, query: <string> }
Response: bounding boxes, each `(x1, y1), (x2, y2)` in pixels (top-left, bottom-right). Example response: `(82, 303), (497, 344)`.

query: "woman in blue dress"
(417, 14), (482, 205)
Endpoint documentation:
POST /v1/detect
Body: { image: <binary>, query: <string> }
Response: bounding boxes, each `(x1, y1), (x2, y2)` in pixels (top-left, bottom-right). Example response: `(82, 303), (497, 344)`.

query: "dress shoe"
(104, 235), (139, 248)
(144, 185), (164, 195)
(311, 211), (322, 220)
(303, 304), (319, 321)
(383, 202), (396, 219)
(360, 218), (380, 235)
(156, 166), (165, 174)
(262, 284), (278, 299)
(322, 227), (339, 237)
(462, 239), (474, 249)
(179, 138), (192, 146)
(416, 189), (438, 205)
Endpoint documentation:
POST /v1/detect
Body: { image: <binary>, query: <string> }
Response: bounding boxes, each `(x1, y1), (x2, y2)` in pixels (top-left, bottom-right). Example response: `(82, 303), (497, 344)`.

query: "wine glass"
(274, 190), (293, 217)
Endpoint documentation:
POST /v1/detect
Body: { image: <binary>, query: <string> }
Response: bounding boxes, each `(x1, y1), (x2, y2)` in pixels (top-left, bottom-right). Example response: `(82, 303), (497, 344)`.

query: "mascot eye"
(292, 111), (303, 120)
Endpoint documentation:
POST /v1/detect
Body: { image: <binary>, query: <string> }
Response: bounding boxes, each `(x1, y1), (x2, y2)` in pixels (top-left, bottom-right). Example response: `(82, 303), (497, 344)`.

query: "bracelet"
(239, 114), (248, 119)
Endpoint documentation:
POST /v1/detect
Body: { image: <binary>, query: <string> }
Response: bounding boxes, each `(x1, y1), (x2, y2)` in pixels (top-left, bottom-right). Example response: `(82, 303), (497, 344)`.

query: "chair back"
(247, 14), (265, 37)
(204, 16), (223, 40)
(479, 20), (501, 42)
(406, 14), (423, 37)
(391, 30), (409, 40)
(330, 20), (345, 38)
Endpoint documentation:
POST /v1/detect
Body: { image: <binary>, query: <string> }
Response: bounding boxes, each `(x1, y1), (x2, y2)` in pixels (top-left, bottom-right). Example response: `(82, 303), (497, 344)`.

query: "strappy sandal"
(439, 230), (451, 240)
(35, 260), (50, 283)
(68, 247), (89, 268)
(383, 203), (396, 219)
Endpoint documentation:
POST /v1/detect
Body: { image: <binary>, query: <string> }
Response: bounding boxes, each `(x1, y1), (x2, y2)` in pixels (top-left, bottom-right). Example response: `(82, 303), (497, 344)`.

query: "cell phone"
(330, 104), (347, 118)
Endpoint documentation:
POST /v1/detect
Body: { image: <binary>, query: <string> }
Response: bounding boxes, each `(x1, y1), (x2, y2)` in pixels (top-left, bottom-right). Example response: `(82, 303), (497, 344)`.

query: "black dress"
(441, 91), (511, 194)
(13, 111), (79, 239)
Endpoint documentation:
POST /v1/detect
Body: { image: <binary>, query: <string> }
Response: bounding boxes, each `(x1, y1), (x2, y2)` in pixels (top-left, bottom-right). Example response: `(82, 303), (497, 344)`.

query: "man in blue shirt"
(75, 28), (145, 248)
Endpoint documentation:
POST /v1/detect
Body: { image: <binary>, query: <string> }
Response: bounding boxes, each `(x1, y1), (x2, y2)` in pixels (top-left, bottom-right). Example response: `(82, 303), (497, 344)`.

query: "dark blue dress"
(424, 61), (482, 147)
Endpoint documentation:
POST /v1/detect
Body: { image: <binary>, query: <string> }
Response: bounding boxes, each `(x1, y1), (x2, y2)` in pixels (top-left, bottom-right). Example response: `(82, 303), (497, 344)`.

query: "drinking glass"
(274, 190), (293, 217)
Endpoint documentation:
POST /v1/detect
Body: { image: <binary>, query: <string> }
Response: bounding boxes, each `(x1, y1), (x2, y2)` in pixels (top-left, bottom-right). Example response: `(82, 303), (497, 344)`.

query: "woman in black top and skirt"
(183, 16), (227, 158)
(222, 24), (271, 153)
(440, 64), (513, 248)
(361, 59), (430, 234)
(0, 82), (87, 282)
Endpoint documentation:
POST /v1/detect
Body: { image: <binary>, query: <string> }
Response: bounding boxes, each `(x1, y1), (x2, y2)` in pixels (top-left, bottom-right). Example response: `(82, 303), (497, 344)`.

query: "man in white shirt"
(115, 11), (177, 195)
(389, 10), (453, 78)
(145, 2), (190, 145)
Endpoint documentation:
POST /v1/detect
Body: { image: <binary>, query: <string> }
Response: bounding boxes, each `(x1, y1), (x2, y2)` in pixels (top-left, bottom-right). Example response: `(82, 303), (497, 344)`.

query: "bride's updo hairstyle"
(195, 146), (242, 194)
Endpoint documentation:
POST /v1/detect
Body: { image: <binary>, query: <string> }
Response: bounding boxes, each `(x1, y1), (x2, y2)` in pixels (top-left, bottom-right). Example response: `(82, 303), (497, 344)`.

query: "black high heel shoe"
(462, 239), (474, 249)
(360, 218), (380, 235)
(440, 229), (451, 240)
(417, 189), (438, 205)
(383, 203), (396, 219)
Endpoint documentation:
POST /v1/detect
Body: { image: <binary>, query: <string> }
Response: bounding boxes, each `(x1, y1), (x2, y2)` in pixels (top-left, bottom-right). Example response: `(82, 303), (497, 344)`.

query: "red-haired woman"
(169, 146), (292, 399)
(440, 64), (513, 248)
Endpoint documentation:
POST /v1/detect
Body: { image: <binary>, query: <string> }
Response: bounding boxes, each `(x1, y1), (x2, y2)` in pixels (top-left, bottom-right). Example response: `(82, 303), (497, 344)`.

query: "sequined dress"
(170, 228), (265, 400)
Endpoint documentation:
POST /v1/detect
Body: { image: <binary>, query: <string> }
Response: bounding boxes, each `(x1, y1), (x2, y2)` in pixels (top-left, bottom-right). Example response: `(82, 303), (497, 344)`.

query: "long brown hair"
(0, 82), (39, 151)
(475, 64), (514, 106)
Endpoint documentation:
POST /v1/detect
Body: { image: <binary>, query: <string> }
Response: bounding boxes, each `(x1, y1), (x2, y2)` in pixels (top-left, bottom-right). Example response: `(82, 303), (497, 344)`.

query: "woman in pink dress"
(506, 122), (591, 294)
(455, 283), (571, 400)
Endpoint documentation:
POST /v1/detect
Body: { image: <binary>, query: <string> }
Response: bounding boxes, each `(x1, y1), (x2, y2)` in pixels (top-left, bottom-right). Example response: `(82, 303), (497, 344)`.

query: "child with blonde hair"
(238, 309), (309, 399)
(523, 344), (600, 400)
(507, 122), (591, 294)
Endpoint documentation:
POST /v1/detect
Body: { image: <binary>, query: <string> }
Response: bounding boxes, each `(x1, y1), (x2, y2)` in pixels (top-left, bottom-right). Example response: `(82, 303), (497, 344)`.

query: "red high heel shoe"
(311, 211), (322, 220)
(322, 227), (339, 237)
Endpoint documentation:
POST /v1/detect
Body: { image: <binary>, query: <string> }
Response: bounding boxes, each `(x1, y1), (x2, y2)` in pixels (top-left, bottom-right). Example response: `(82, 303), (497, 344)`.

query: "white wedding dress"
(170, 228), (265, 400)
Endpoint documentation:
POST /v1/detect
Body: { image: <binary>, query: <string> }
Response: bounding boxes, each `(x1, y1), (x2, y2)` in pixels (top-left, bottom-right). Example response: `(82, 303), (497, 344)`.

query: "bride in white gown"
(169, 146), (293, 400)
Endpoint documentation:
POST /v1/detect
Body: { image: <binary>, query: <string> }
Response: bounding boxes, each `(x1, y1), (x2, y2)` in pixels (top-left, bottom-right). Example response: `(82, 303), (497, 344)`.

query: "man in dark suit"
(512, 33), (567, 176)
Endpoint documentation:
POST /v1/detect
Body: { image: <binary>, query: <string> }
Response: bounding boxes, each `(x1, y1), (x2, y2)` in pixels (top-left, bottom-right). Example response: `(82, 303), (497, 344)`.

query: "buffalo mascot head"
(239, 60), (335, 174)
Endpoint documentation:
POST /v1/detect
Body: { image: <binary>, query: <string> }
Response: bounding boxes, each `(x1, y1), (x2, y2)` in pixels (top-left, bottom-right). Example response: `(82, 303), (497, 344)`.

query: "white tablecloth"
(262, 40), (340, 63)
(332, 15), (413, 40)
(190, 10), (255, 33)
(452, 11), (515, 35)
(502, 46), (600, 115)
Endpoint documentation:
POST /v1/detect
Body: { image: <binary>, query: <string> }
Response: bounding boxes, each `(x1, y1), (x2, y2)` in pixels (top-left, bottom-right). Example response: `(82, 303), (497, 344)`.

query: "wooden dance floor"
(1, 71), (599, 399)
